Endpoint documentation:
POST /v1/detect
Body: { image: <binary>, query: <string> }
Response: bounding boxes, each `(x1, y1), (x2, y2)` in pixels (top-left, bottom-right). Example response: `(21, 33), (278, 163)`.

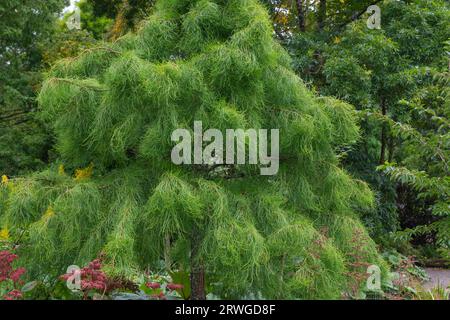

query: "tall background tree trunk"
(109, 0), (129, 40)
(296, 0), (306, 32)
(318, 0), (326, 31)
(190, 228), (206, 300)
(379, 97), (387, 164)
(388, 136), (395, 163)
(164, 234), (172, 271)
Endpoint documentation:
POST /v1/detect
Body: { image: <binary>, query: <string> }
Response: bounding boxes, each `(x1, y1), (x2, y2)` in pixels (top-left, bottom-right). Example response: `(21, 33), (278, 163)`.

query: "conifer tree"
(1, 0), (387, 299)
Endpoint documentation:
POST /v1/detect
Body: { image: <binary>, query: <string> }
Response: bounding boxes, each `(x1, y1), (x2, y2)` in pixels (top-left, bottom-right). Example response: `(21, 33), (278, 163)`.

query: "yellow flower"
(42, 207), (55, 220)
(74, 163), (94, 181)
(1, 175), (9, 185)
(0, 227), (10, 240)
(333, 36), (341, 44)
(58, 164), (65, 175)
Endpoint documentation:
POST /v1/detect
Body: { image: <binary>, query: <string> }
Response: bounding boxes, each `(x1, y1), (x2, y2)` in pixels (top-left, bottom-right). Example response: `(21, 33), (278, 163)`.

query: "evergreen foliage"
(1, 0), (387, 299)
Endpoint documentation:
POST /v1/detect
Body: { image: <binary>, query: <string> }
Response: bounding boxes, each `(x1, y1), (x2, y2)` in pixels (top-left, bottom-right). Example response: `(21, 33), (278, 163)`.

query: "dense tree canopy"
(284, 0), (449, 253)
(0, 0), (68, 175)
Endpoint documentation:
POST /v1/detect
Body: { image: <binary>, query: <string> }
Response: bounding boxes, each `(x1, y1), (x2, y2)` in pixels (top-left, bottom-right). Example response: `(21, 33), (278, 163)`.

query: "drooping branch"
(9, 117), (32, 127)
(0, 110), (30, 122)
(47, 78), (108, 91)
(80, 46), (121, 55)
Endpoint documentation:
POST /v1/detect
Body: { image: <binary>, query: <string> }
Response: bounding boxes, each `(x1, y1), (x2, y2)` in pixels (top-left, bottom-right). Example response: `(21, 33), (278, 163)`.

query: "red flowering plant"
(0, 250), (26, 300)
(60, 259), (108, 299)
(140, 272), (186, 300)
(59, 255), (186, 300)
(60, 258), (138, 300)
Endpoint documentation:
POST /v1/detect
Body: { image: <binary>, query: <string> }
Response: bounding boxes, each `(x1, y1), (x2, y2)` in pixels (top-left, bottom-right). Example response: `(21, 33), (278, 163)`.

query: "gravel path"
(423, 268), (450, 290)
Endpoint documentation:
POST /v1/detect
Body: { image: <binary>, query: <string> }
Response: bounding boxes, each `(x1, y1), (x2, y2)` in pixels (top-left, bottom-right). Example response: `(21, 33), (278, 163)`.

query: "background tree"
(285, 0), (449, 261)
(378, 66), (449, 261)
(263, 0), (384, 37)
(1, 0), (387, 299)
(77, 0), (155, 40)
(0, 0), (68, 176)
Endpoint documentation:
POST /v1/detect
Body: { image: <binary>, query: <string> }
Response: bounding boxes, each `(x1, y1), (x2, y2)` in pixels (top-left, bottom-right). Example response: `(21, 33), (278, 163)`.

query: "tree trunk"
(379, 97), (387, 164)
(388, 136), (395, 163)
(164, 234), (172, 271)
(318, 0), (326, 31)
(109, 0), (129, 40)
(296, 0), (306, 32)
(190, 229), (206, 300)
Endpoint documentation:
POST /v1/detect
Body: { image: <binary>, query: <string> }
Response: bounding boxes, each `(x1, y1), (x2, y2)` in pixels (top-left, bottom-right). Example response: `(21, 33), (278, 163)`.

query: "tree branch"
(0, 110), (30, 122)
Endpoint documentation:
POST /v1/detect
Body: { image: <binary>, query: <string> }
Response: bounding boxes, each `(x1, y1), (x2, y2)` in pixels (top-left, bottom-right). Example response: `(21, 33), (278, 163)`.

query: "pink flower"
(88, 259), (102, 270)
(10, 267), (26, 283)
(60, 258), (109, 297)
(0, 250), (24, 284)
(3, 289), (23, 300)
(146, 282), (161, 289)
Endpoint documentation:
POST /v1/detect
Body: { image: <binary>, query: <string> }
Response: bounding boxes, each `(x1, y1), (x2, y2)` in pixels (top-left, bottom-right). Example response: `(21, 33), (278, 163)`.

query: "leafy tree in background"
(378, 66), (449, 261)
(1, 0), (387, 299)
(77, 0), (115, 40)
(262, 0), (383, 37)
(284, 0), (449, 260)
(0, 0), (115, 177)
(77, 0), (155, 39)
(0, 0), (68, 176)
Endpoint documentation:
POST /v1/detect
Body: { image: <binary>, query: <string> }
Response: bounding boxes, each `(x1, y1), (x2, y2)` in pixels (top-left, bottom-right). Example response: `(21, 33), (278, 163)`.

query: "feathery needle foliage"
(0, 0), (388, 299)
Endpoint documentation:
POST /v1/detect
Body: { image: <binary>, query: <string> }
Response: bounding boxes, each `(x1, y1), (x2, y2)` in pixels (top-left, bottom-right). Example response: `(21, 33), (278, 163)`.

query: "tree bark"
(318, 0), (326, 31)
(296, 0), (306, 32)
(379, 97), (387, 164)
(190, 228), (206, 300)
(164, 234), (172, 271)
(387, 136), (395, 163)
(109, 0), (129, 40)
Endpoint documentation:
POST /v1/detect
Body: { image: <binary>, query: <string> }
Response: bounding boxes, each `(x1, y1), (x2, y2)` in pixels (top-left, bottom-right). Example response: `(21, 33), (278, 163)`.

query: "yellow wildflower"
(58, 164), (65, 175)
(1, 175), (9, 185)
(0, 227), (10, 240)
(42, 207), (55, 221)
(333, 36), (341, 44)
(74, 163), (94, 181)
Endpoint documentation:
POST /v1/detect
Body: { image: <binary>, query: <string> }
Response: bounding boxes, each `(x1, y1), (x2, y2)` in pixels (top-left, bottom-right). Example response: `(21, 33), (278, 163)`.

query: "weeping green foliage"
(317, 97), (360, 147)
(267, 224), (347, 299)
(145, 172), (203, 236)
(0, 0), (387, 299)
